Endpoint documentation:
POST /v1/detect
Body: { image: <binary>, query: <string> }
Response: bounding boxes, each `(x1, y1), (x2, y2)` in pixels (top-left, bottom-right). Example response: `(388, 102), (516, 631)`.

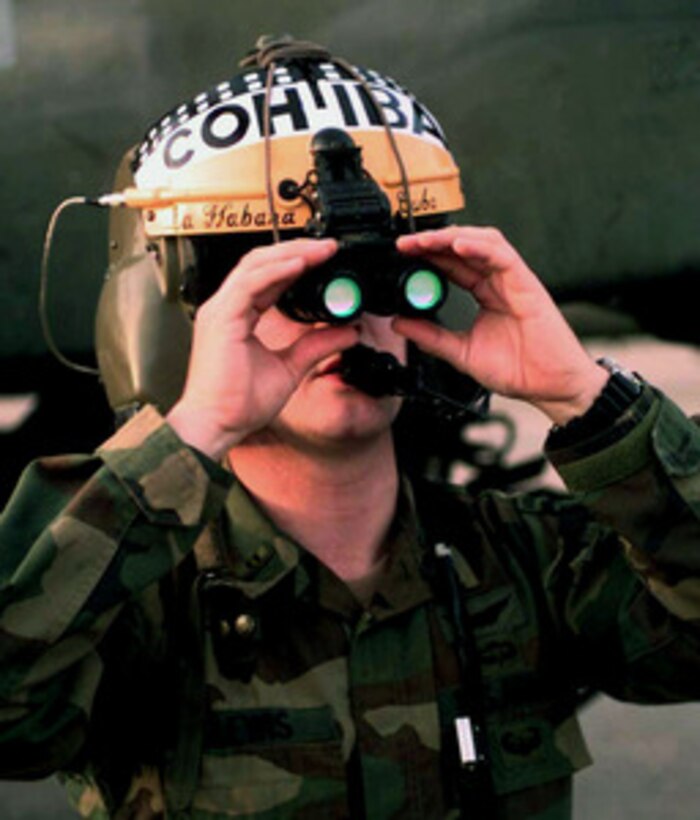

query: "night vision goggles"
(277, 128), (446, 324)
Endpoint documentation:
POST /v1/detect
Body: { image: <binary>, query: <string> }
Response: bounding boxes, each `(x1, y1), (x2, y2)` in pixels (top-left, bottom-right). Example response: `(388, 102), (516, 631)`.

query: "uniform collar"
(203, 475), (436, 620)
(192, 479), (301, 599)
(367, 477), (435, 619)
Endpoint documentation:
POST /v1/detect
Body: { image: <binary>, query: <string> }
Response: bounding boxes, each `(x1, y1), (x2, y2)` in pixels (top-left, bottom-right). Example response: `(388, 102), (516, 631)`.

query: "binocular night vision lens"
(403, 269), (445, 311)
(278, 258), (447, 324)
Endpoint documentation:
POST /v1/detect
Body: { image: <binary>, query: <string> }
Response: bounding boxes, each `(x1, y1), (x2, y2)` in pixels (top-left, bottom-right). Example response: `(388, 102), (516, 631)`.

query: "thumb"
(392, 317), (468, 372)
(279, 325), (360, 382)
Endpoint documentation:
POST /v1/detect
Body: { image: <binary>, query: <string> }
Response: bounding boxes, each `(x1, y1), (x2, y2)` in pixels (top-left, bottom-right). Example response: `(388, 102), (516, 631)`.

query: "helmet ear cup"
(96, 149), (193, 419)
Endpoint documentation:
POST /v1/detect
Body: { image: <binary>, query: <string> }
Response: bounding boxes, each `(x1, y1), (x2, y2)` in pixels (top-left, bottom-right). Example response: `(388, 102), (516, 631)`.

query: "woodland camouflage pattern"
(1, 387), (700, 818)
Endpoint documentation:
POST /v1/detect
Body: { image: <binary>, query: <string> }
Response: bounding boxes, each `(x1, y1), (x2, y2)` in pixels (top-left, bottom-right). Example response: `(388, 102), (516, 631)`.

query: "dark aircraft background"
(2, 0), (699, 503)
(1, 2), (699, 816)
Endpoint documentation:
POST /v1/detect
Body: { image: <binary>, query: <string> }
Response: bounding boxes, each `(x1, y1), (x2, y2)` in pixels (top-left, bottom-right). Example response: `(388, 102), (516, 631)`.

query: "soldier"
(1, 36), (700, 820)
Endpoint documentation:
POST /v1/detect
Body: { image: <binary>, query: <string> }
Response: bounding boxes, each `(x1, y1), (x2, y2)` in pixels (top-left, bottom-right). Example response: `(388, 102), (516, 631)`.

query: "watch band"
(547, 358), (643, 447)
(591, 356), (643, 416)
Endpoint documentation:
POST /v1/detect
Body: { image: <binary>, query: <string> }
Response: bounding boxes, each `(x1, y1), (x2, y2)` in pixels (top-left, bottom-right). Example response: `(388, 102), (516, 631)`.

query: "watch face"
(597, 356), (643, 392)
(609, 371), (643, 399)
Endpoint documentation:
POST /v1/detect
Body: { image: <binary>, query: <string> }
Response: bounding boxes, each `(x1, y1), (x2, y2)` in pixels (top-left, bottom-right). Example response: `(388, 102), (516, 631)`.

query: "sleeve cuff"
(97, 405), (234, 527)
(547, 387), (661, 492)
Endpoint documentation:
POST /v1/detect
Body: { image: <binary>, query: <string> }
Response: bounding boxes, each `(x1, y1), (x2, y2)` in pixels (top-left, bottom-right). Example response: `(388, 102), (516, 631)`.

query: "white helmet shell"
(132, 60), (464, 237)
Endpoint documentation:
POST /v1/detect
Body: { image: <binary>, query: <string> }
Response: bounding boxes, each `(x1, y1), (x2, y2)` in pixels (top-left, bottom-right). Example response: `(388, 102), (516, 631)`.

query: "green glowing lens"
(323, 276), (362, 319)
(404, 269), (444, 311)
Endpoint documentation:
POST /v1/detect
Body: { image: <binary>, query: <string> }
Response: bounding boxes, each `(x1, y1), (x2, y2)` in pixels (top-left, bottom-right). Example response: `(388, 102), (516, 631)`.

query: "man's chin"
(270, 404), (401, 454)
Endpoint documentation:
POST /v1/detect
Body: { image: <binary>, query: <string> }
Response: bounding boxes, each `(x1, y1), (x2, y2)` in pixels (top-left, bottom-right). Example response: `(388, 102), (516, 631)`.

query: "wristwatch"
(548, 357), (644, 445)
(593, 356), (644, 415)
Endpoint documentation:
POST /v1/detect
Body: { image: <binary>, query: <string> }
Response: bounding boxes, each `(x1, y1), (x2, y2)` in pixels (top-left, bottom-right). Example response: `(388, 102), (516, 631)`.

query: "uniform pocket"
(193, 706), (347, 818)
(488, 707), (591, 797)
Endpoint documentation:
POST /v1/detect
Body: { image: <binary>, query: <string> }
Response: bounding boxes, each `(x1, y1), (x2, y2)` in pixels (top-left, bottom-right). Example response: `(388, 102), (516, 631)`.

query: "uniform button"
(234, 613), (257, 636)
(247, 544), (272, 569)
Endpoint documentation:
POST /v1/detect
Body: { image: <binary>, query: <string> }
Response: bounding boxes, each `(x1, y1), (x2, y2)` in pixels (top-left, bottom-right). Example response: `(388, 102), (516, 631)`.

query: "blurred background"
(1, 0), (699, 816)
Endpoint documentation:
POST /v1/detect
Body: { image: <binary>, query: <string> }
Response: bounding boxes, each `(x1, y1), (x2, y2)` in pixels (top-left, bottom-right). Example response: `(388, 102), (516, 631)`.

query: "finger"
(234, 257), (308, 315)
(404, 247), (487, 290)
(401, 239), (506, 294)
(397, 225), (504, 256)
(213, 256), (307, 319)
(278, 325), (360, 382)
(449, 236), (516, 283)
(194, 257), (307, 345)
(234, 237), (338, 279)
(391, 316), (469, 372)
(400, 232), (509, 272)
(217, 238), (338, 302)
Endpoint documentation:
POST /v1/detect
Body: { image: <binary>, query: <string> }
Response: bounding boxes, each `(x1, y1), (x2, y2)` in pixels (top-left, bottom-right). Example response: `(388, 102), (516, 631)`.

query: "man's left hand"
(393, 226), (608, 425)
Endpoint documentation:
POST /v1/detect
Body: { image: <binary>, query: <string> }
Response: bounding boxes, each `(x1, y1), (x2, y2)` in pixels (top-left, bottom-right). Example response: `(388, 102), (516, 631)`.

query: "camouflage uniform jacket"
(1, 386), (700, 819)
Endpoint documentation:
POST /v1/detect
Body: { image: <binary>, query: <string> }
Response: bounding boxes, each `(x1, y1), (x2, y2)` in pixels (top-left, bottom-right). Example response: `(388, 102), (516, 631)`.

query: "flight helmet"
(95, 35), (465, 419)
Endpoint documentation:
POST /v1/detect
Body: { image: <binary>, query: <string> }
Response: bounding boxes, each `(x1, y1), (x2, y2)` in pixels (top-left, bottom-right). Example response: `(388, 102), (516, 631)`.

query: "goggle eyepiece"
(277, 251), (447, 324)
(322, 274), (364, 321)
(401, 267), (446, 313)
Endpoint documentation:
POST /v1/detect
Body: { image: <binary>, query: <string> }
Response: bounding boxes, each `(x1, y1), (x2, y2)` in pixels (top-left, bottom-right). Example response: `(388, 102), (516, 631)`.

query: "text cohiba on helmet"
(136, 78), (446, 176)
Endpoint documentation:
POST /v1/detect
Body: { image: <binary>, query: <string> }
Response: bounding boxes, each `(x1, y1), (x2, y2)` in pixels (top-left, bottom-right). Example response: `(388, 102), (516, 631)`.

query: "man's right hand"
(166, 238), (359, 460)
